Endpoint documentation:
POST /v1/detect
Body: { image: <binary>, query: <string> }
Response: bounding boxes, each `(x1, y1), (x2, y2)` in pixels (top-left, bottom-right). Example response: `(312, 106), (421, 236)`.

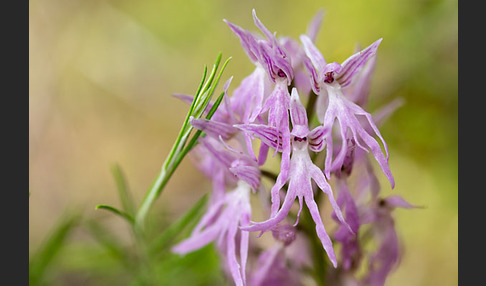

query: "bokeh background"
(29, 0), (457, 285)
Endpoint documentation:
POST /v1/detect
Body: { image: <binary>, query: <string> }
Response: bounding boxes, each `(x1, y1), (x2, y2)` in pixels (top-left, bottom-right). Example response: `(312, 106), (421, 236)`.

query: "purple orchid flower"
(300, 34), (394, 189)
(224, 10), (294, 178)
(172, 180), (252, 286)
(331, 96), (405, 274)
(173, 121), (263, 286)
(237, 88), (349, 267)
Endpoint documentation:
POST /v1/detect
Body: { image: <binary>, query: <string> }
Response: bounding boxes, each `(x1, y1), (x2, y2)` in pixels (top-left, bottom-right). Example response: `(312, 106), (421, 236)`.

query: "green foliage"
(29, 211), (82, 286)
(135, 53), (231, 230)
(150, 194), (208, 255)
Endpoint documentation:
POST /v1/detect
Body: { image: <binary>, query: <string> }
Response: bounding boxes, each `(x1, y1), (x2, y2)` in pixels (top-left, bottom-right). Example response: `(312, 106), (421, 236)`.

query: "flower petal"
(190, 117), (238, 141)
(304, 196), (337, 268)
(308, 125), (327, 152)
(305, 9), (325, 42)
(172, 225), (220, 254)
(223, 19), (260, 63)
(300, 34), (327, 75)
(234, 124), (283, 152)
(289, 88), (309, 137)
(335, 38), (383, 88)
(309, 164), (351, 233)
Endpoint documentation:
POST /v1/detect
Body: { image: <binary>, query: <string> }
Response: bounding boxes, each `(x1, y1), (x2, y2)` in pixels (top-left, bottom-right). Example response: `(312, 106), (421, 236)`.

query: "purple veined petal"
(258, 42), (293, 83)
(257, 141), (270, 166)
(192, 195), (226, 234)
(303, 56), (321, 94)
(223, 19), (260, 63)
(293, 195), (304, 227)
(320, 102), (338, 179)
(300, 34), (327, 76)
(348, 103), (395, 189)
(354, 125), (394, 189)
(261, 81), (291, 158)
(252, 9), (276, 44)
(248, 68), (269, 123)
(306, 9), (325, 42)
(239, 212), (251, 286)
(230, 164), (261, 190)
(225, 218), (245, 286)
(172, 224), (221, 254)
(241, 185), (297, 233)
(269, 171), (289, 217)
(220, 76), (234, 116)
(315, 87), (329, 124)
(304, 195), (337, 268)
(383, 195), (418, 209)
(289, 88), (309, 137)
(345, 54), (376, 107)
(308, 125), (327, 152)
(328, 118), (352, 173)
(234, 124), (284, 152)
(309, 164), (352, 234)
(190, 117), (238, 141)
(335, 38), (383, 88)
(199, 137), (235, 168)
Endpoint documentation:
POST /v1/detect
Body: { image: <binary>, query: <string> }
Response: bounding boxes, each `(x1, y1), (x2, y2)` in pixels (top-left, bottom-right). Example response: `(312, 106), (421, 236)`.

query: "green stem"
(134, 55), (231, 233)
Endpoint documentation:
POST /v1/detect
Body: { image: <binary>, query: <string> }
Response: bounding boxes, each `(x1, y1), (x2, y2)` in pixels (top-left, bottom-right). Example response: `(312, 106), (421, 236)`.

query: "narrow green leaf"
(134, 54), (231, 230)
(180, 89), (227, 156)
(29, 211), (81, 285)
(95, 205), (135, 224)
(150, 194), (208, 254)
(194, 53), (222, 111)
(111, 164), (136, 216)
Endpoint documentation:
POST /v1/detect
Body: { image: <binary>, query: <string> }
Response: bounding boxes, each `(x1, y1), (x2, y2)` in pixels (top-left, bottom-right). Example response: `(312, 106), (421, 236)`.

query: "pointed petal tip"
(299, 34), (311, 43)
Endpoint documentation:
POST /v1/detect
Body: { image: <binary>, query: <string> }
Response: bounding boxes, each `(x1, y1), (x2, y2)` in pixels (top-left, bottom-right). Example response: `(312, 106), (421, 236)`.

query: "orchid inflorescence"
(169, 9), (415, 286)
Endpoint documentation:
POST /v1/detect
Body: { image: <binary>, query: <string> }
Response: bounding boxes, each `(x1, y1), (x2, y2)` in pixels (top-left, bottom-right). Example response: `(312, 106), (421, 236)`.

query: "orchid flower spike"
(300, 34), (394, 188)
(238, 88), (350, 268)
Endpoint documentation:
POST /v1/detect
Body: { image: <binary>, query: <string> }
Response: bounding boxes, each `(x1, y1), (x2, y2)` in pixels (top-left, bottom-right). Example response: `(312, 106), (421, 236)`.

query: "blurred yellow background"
(29, 0), (457, 285)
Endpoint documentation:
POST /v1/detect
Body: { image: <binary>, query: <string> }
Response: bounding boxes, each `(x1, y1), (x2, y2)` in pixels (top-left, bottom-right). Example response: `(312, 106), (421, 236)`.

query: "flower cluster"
(172, 9), (413, 285)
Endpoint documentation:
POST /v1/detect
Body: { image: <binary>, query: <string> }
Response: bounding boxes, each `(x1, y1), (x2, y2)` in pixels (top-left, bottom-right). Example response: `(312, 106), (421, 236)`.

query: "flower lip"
(277, 69), (287, 78)
(322, 62), (342, 84)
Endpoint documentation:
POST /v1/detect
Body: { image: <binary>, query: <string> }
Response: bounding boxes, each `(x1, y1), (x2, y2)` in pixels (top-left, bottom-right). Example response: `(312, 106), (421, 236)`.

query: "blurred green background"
(29, 0), (457, 285)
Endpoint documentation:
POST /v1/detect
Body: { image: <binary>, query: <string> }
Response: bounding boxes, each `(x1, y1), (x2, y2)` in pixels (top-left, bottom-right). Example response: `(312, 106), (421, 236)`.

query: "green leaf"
(111, 164), (136, 216)
(134, 53), (231, 231)
(29, 211), (81, 285)
(95, 204), (135, 224)
(149, 194), (208, 254)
